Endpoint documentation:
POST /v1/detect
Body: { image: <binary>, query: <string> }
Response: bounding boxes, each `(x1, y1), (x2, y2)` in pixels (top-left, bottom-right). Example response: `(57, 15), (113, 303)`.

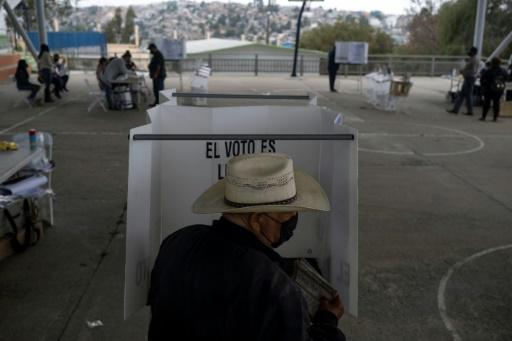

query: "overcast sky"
(77, 0), (413, 15)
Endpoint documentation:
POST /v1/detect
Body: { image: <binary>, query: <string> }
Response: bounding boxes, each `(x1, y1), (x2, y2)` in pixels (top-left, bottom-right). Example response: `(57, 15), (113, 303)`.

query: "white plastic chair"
(12, 132), (55, 225)
(84, 78), (107, 112)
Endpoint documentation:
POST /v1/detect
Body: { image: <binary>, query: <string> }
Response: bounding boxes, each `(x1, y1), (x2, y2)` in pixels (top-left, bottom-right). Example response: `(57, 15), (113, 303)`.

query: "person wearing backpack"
(479, 57), (508, 122)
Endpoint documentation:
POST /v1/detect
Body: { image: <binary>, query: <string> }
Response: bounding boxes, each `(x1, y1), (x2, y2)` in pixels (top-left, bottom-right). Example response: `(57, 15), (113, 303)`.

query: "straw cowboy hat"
(192, 153), (330, 214)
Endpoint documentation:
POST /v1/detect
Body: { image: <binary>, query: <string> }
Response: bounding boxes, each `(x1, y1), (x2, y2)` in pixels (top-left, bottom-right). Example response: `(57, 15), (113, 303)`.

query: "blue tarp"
(28, 31), (107, 55)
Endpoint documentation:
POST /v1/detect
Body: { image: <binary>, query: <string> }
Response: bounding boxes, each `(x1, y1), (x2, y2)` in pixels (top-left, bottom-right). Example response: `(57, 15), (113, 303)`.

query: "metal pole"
(35, 0), (47, 45)
(255, 54), (259, 76)
(488, 31), (512, 60)
(473, 0), (487, 59)
(3, 1), (38, 58)
(291, 0), (307, 77)
(300, 55), (304, 76)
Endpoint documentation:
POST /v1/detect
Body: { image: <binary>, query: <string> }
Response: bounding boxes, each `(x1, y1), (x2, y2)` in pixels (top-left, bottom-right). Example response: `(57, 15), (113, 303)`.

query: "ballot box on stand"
(124, 105), (359, 319)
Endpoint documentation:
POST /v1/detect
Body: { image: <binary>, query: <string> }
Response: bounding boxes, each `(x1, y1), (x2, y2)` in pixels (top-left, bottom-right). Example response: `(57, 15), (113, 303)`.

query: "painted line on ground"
(296, 81), (366, 123)
(358, 147), (414, 155)
(0, 106), (57, 135)
(422, 125), (484, 156)
(438, 244), (512, 341)
(0, 98), (77, 135)
(358, 122), (485, 157)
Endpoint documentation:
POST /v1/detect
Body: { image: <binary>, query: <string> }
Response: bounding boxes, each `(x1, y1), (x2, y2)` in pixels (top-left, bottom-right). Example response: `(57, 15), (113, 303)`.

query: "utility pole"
(473, 0), (487, 60)
(291, 0), (307, 77)
(35, 0), (47, 45)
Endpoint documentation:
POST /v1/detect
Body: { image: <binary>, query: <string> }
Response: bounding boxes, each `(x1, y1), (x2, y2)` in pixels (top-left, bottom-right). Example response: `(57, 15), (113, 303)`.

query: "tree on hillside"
(403, 0), (512, 56)
(6, 0), (73, 33)
(122, 6), (136, 44)
(407, 6), (440, 54)
(300, 20), (395, 54)
(104, 7), (123, 44)
(436, 0), (475, 54)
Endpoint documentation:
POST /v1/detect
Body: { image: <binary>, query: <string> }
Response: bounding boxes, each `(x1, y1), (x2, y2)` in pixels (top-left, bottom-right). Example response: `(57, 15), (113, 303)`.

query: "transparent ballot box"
(125, 105), (358, 319)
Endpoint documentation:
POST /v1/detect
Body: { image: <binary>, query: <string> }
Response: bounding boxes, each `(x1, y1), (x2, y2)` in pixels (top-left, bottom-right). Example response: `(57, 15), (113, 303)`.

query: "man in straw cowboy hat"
(148, 153), (346, 340)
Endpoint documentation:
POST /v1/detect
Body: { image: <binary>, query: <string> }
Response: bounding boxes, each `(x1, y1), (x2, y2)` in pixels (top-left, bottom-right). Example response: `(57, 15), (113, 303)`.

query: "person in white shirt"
(101, 55), (130, 109)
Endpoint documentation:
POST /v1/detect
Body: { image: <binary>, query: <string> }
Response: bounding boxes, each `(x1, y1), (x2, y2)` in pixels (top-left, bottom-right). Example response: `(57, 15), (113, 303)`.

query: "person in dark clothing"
(149, 153), (346, 341)
(327, 45), (340, 92)
(147, 43), (166, 107)
(479, 57), (508, 122)
(15, 59), (41, 104)
(447, 46), (480, 115)
(123, 50), (137, 71)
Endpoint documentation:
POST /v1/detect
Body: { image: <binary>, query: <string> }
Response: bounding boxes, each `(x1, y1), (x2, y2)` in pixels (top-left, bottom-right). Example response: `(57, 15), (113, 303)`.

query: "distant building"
(253, 0), (263, 8)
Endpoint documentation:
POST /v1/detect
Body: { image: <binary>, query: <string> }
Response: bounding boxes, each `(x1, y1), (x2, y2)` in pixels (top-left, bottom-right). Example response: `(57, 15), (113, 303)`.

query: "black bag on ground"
(2, 199), (41, 253)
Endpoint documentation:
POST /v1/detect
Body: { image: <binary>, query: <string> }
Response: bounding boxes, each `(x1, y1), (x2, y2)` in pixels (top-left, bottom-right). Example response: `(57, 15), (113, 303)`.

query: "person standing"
(37, 44), (54, 103)
(328, 45), (340, 93)
(147, 43), (166, 107)
(479, 57), (508, 122)
(447, 47), (480, 115)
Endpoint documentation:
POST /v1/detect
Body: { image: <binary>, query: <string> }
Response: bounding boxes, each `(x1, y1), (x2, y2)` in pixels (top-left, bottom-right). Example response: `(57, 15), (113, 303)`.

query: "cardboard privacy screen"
(125, 105), (358, 319)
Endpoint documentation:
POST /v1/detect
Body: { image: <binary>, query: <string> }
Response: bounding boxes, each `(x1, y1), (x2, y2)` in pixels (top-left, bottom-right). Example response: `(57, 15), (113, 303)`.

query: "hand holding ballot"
(320, 294), (345, 320)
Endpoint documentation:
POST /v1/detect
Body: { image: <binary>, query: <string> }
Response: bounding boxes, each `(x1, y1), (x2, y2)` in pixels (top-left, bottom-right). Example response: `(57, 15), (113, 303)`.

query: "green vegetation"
(0, 35), (8, 48)
(401, 0), (512, 56)
(300, 20), (395, 54)
(103, 6), (137, 44)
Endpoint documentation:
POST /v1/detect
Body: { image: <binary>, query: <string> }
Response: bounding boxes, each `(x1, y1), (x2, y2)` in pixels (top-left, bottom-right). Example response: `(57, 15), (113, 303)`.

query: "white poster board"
(155, 38), (186, 60)
(335, 41), (369, 65)
(125, 105), (358, 319)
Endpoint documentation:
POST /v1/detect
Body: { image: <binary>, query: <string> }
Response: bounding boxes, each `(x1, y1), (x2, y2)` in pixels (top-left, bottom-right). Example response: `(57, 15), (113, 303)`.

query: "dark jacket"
(148, 217), (346, 341)
(15, 68), (31, 88)
(148, 50), (166, 79)
(481, 66), (508, 94)
(328, 49), (340, 73)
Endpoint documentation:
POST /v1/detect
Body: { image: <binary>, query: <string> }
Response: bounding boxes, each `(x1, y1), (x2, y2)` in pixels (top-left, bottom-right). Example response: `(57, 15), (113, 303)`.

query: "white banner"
(154, 38), (186, 60)
(125, 105), (358, 319)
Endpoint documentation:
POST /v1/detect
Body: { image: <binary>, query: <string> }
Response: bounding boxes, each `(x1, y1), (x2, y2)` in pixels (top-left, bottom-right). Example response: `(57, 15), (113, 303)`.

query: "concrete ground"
(0, 72), (511, 340)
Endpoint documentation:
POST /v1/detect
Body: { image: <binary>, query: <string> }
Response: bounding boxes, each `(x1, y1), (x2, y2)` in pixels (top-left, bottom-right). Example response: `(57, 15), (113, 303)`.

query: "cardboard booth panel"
(125, 105), (358, 319)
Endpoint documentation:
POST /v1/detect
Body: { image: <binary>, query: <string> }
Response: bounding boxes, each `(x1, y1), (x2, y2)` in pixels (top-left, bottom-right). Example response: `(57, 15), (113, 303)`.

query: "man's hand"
(319, 294), (344, 320)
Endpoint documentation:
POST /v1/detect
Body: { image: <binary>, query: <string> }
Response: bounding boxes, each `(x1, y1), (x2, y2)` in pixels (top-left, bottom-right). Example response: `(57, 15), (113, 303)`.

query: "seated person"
(14, 59), (41, 104)
(96, 57), (108, 90)
(101, 54), (130, 109)
(53, 54), (69, 92)
(50, 56), (64, 99)
(123, 50), (137, 71)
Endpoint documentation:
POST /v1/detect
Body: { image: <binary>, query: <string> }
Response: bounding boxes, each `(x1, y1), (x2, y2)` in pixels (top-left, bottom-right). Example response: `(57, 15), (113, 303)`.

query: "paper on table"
(0, 175), (48, 196)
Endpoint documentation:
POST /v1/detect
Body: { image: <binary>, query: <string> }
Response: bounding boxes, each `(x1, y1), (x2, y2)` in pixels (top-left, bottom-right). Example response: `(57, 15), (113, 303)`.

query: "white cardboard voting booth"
(125, 105), (358, 319)
(335, 42), (369, 65)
